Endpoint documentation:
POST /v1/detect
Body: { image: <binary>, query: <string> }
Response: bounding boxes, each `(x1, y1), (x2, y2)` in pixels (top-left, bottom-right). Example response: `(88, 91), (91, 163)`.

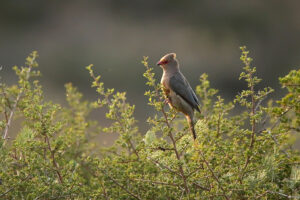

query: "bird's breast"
(167, 90), (193, 116)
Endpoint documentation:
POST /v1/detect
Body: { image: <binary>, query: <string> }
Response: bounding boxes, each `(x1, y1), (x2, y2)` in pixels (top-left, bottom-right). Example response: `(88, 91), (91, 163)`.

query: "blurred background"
(1, 1), (299, 145)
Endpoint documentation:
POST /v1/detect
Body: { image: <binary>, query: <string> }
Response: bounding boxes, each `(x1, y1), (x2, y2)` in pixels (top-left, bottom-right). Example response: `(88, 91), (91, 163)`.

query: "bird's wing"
(190, 86), (200, 105)
(169, 73), (200, 112)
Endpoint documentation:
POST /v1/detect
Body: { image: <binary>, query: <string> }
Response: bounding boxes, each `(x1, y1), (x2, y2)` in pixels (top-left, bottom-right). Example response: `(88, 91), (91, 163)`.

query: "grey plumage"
(169, 73), (200, 113)
(157, 53), (200, 140)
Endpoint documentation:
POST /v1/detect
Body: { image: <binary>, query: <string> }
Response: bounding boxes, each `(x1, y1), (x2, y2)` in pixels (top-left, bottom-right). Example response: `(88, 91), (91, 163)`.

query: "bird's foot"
(163, 98), (170, 105)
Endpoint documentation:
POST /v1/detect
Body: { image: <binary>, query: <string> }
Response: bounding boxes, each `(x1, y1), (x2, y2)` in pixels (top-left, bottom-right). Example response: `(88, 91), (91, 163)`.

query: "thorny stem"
(0, 175), (32, 198)
(257, 106), (294, 157)
(192, 182), (210, 191)
(250, 73), (256, 148)
(217, 112), (221, 137)
(147, 157), (177, 175)
(133, 178), (179, 187)
(0, 84), (9, 123)
(240, 72), (256, 182)
(161, 106), (190, 195)
(144, 62), (190, 195)
(111, 97), (139, 159)
(2, 64), (33, 144)
(100, 169), (141, 200)
(100, 182), (109, 200)
(2, 94), (21, 142)
(186, 166), (204, 178)
(90, 71), (139, 159)
(198, 150), (230, 200)
(44, 132), (63, 184)
(255, 190), (300, 199)
(113, 113), (139, 158)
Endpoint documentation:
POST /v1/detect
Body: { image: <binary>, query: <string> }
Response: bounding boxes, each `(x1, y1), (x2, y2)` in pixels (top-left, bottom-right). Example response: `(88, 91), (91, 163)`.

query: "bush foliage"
(0, 48), (299, 199)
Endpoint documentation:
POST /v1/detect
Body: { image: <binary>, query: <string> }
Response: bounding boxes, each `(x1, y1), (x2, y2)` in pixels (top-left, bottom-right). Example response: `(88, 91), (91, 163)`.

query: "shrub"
(0, 48), (299, 199)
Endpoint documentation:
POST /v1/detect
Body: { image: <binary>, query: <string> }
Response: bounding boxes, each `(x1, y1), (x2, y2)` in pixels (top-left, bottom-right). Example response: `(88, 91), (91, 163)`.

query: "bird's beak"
(156, 61), (162, 66)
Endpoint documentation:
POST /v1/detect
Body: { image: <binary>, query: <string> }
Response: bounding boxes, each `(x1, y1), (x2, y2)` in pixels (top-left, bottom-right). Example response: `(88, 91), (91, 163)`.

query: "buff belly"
(167, 90), (194, 117)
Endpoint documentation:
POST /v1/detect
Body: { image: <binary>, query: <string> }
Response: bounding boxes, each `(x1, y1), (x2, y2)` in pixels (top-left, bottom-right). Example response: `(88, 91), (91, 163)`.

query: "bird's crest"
(163, 53), (176, 61)
(170, 53), (176, 59)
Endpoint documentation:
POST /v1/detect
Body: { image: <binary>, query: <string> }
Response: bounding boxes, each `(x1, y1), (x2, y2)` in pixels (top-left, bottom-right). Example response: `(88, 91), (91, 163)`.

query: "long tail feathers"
(186, 116), (197, 140)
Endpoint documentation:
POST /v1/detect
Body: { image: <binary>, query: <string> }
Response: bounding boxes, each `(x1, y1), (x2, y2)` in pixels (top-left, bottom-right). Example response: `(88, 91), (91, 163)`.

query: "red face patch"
(160, 60), (168, 65)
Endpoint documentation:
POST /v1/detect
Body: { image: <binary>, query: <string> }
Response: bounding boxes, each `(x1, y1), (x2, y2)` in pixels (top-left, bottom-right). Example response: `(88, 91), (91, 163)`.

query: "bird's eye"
(162, 60), (168, 64)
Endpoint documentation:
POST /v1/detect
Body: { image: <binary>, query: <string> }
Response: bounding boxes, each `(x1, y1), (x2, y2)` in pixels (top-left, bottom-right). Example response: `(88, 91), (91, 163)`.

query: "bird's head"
(157, 53), (179, 71)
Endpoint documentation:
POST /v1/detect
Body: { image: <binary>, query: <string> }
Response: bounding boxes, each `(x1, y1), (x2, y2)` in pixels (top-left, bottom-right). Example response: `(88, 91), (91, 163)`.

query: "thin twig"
(240, 73), (256, 182)
(101, 181), (109, 200)
(0, 174), (31, 198)
(175, 131), (187, 142)
(147, 157), (177, 175)
(257, 106), (294, 157)
(217, 112), (221, 137)
(44, 133), (63, 184)
(186, 166), (204, 178)
(100, 169), (141, 200)
(0, 84), (10, 123)
(192, 182), (210, 191)
(161, 105), (190, 194)
(150, 71), (190, 194)
(144, 63), (190, 195)
(198, 149), (229, 200)
(249, 73), (256, 149)
(266, 190), (300, 199)
(133, 178), (179, 187)
(151, 146), (174, 151)
(91, 72), (140, 159)
(254, 96), (265, 112)
(2, 63), (33, 143)
(258, 105), (293, 134)
(2, 93), (22, 142)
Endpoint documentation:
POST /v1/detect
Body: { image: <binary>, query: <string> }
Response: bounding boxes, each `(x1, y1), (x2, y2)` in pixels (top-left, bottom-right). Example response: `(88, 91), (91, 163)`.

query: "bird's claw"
(163, 99), (170, 105)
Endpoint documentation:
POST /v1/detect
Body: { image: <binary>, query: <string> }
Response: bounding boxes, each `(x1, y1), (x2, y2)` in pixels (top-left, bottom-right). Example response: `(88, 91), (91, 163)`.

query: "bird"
(157, 53), (200, 140)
